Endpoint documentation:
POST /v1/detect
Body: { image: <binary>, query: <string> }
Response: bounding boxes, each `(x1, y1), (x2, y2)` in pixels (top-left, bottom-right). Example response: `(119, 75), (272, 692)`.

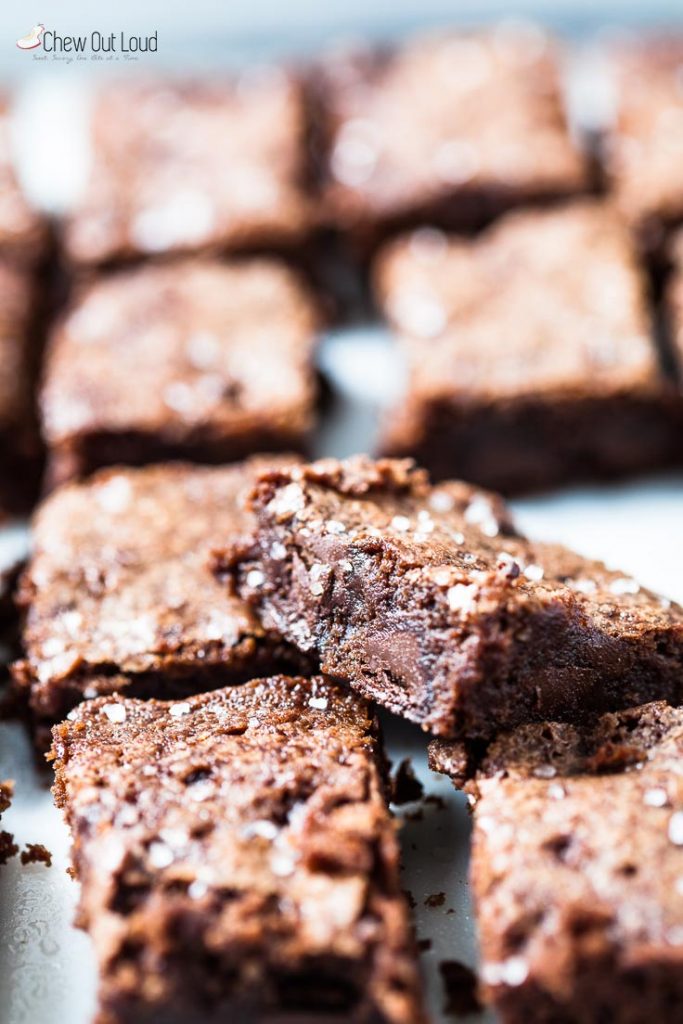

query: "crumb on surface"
(392, 758), (425, 804)
(424, 891), (446, 908)
(439, 959), (482, 1017)
(21, 843), (52, 867)
(0, 830), (18, 864)
(417, 937), (433, 953)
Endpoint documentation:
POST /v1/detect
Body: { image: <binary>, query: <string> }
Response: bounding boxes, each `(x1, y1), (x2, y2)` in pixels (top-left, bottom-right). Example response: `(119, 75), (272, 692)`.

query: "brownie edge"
(51, 676), (426, 1024)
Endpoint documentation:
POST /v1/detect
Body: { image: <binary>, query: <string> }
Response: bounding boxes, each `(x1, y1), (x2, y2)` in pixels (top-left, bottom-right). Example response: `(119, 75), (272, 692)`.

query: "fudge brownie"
(63, 74), (314, 266)
(13, 460), (308, 742)
(375, 202), (682, 493)
(40, 259), (318, 487)
(0, 259), (44, 515)
(216, 456), (683, 741)
(51, 676), (426, 1024)
(312, 27), (588, 248)
(605, 39), (683, 245)
(0, 98), (47, 264)
(429, 702), (683, 1023)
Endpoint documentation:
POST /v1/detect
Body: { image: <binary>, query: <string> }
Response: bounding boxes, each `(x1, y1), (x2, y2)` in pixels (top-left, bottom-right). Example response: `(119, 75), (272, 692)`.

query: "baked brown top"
(16, 460), (302, 719)
(431, 703), (683, 1007)
(51, 676), (425, 1024)
(0, 100), (46, 262)
(606, 39), (683, 227)
(41, 259), (318, 451)
(375, 202), (661, 401)
(220, 456), (683, 739)
(63, 75), (314, 264)
(316, 28), (587, 226)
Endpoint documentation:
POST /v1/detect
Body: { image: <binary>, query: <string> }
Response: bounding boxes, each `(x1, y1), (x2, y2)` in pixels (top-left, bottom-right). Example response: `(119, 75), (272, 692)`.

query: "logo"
(16, 24), (45, 49)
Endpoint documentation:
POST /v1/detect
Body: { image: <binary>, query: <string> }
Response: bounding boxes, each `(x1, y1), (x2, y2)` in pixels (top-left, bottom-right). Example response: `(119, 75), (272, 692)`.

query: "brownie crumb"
(0, 831), (18, 864)
(21, 843), (52, 867)
(417, 938), (432, 953)
(424, 794), (447, 810)
(392, 758), (424, 804)
(403, 888), (417, 909)
(424, 891), (446, 908)
(439, 960), (482, 1017)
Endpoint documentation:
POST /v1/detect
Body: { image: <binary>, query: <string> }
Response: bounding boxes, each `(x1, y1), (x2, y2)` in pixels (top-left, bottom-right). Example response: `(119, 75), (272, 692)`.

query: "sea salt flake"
(609, 576), (640, 596)
(668, 812), (683, 845)
(325, 520), (346, 534)
(643, 788), (668, 808)
(243, 819), (278, 841)
(533, 764), (557, 779)
(391, 515), (411, 532)
(246, 569), (265, 588)
(101, 703), (126, 724)
(148, 841), (174, 869)
(447, 583), (478, 614)
(524, 563), (544, 582)
(169, 702), (191, 718)
(309, 696), (329, 711)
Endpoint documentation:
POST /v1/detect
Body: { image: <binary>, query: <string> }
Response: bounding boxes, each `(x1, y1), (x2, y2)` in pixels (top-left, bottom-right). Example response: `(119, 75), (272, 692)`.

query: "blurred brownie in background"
(430, 701), (683, 1023)
(14, 459), (308, 743)
(605, 38), (683, 250)
(0, 260), (44, 516)
(311, 26), (588, 251)
(0, 97), (48, 265)
(40, 258), (318, 487)
(375, 201), (682, 493)
(63, 73), (315, 266)
(51, 677), (426, 1024)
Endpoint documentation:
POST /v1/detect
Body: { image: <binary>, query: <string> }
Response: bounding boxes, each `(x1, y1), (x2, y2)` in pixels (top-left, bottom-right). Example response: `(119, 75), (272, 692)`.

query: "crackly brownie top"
(52, 677), (422, 1022)
(20, 460), (295, 687)
(375, 203), (659, 399)
(0, 260), (36, 427)
(64, 74), (313, 264)
(318, 27), (586, 220)
(607, 38), (683, 225)
(41, 259), (317, 446)
(432, 703), (683, 985)
(0, 100), (46, 261)
(236, 457), (682, 645)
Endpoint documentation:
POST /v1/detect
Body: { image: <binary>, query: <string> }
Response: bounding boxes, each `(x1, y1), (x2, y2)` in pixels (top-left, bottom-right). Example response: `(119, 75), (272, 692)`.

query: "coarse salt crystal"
(668, 812), (683, 845)
(309, 696), (329, 711)
(246, 569), (265, 588)
(101, 703), (126, 724)
(169, 702), (191, 718)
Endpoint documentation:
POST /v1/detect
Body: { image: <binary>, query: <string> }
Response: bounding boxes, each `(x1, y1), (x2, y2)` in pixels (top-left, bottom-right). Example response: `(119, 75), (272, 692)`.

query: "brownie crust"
(430, 702), (683, 1023)
(14, 460), (308, 738)
(217, 456), (683, 740)
(41, 259), (318, 486)
(313, 28), (587, 249)
(51, 676), (425, 1024)
(63, 75), (314, 267)
(375, 203), (682, 492)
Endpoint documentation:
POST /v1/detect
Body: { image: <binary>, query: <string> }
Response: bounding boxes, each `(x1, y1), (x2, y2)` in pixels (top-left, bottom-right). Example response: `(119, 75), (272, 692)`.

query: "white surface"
(1, 32), (683, 1024)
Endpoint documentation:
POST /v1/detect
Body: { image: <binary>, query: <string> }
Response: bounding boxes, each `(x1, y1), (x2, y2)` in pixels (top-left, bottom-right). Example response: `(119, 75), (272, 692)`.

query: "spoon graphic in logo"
(16, 24), (45, 50)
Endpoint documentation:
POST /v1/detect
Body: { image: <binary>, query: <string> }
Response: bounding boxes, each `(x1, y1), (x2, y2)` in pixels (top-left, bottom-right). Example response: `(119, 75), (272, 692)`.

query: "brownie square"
(313, 28), (588, 248)
(14, 460), (308, 741)
(0, 98), (47, 264)
(216, 456), (683, 741)
(63, 74), (315, 266)
(40, 259), (318, 487)
(430, 702), (683, 1022)
(51, 676), (425, 1024)
(0, 259), (44, 515)
(375, 202), (682, 493)
(605, 38), (683, 243)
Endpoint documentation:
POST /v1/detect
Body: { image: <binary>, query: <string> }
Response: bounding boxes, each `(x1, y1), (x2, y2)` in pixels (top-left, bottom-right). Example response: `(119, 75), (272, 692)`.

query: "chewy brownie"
(0, 97), (47, 264)
(51, 676), (426, 1024)
(63, 74), (314, 266)
(0, 259), (44, 515)
(605, 38), (683, 246)
(40, 259), (318, 487)
(429, 702), (683, 1023)
(216, 456), (683, 741)
(375, 202), (682, 493)
(13, 460), (308, 743)
(312, 27), (588, 249)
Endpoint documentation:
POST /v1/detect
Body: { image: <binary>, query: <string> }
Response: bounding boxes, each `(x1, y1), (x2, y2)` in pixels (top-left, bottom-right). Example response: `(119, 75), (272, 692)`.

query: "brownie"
(0, 98), (47, 264)
(63, 74), (314, 266)
(664, 230), (683, 381)
(429, 702), (683, 1023)
(40, 259), (318, 487)
(13, 460), (308, 741)
(0, 259), (44, 515)
(312, 27), (588, 249)
(216, 456), (683, 741)
(605, 38), (683, 245)
(375, 202), (682, 493)
(51, 676), (425, 1024)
